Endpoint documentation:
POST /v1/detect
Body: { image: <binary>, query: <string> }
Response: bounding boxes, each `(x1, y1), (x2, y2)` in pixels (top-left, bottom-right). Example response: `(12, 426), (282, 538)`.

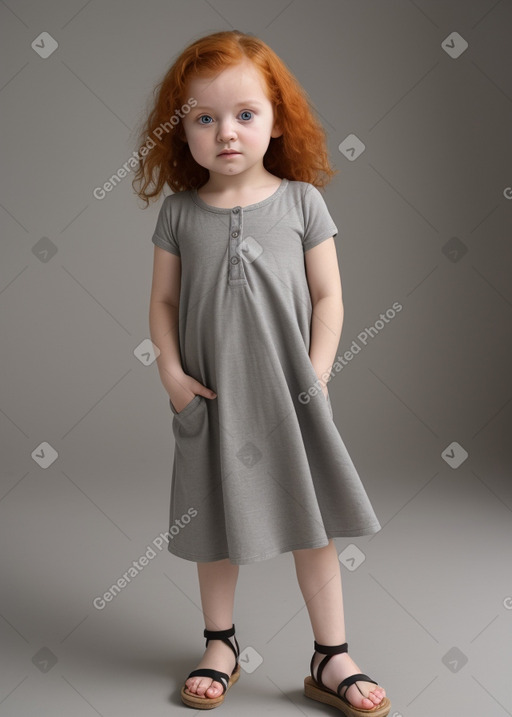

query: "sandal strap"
(186, 668), (229, 695)
(314, 640), (348, 655)
(203, 624), (236, 640)
(337, 673), (378, 699)
(203, 623), (240, 668)
(310, 642), (348, 689)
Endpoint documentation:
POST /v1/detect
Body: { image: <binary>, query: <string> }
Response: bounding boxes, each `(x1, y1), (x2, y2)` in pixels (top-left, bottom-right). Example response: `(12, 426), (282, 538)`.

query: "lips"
(218, 151), (240, 156)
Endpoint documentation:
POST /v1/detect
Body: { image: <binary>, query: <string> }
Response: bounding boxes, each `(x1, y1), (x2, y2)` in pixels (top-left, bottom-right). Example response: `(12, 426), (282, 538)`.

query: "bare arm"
(149, 245), (216, 412)
(304, 238), (344, 396)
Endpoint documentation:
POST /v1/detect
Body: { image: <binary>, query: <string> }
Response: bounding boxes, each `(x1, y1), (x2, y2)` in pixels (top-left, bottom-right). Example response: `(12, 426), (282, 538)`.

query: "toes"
(365, 687), (386, 706)
(345, 686), (375, 710)
(198, 678), (217, 696)
(186, 677), (207, 696)
(194, 679), (207, 695)
(360, 697), (377, 709)
(185, 677), (222, 698)
(347, 683), (385, 709)
(369, 687), (386, 703)
(185, 678), (198, 694)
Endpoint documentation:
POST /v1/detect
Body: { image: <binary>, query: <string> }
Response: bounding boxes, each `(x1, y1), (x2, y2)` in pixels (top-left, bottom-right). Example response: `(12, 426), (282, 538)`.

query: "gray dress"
(151, 178), (381, 565)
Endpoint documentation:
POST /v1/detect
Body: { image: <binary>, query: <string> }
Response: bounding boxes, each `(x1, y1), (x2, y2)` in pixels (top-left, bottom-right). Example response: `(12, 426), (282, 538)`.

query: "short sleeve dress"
(151, 178), (381, 565)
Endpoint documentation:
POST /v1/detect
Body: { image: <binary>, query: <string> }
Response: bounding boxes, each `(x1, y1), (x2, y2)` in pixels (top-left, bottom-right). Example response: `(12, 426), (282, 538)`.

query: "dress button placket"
(228, 206), (247, 286)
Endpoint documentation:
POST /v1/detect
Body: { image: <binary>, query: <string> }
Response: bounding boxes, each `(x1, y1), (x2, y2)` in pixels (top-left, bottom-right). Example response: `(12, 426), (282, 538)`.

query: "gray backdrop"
(1, 1), (511, 716)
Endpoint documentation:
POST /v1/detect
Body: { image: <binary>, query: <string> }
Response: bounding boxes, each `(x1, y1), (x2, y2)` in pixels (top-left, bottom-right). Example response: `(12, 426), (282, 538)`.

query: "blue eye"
(196, 110), (253, 124)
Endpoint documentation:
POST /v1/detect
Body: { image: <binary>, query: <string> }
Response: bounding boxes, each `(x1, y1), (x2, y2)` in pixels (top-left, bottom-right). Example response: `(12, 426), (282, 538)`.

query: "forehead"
(186, 59), (269, 103)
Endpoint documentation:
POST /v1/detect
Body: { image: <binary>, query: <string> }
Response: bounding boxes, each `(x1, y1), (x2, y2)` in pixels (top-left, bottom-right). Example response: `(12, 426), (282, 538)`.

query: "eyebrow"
(193, 100), (264, 111)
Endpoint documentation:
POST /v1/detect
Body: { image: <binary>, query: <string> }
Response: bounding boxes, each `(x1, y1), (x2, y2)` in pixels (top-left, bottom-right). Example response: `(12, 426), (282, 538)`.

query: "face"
(182, 58), (282, 179)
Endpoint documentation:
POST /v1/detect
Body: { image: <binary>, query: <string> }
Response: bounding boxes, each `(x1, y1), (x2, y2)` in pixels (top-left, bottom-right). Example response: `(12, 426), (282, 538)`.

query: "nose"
(217, 117), (237, 143)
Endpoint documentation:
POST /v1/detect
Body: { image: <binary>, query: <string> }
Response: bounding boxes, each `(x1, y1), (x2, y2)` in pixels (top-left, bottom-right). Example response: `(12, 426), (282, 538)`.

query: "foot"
(312, 650), (387, 711)
(184, 636), (237, 700)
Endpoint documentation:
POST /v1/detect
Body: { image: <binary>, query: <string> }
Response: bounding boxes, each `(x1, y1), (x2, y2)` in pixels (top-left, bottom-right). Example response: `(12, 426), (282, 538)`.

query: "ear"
(270, 121), (283, 139)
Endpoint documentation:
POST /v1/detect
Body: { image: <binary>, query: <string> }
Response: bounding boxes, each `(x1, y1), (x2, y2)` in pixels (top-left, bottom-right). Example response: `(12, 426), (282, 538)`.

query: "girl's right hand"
(165, 371), (217, 414)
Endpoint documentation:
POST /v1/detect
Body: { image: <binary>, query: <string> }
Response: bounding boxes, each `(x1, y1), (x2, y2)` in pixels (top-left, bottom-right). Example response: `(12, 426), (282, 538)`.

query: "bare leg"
(292, 539), (387, 710)
(184, 558), (240, 699)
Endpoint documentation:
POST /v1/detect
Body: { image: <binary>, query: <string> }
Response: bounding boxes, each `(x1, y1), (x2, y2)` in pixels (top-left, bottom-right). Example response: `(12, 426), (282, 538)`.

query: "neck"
(201, 165), (276, 194)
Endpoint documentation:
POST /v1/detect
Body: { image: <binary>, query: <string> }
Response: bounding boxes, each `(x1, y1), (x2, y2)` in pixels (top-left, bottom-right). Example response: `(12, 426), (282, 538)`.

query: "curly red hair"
(131, 30), (337, 206)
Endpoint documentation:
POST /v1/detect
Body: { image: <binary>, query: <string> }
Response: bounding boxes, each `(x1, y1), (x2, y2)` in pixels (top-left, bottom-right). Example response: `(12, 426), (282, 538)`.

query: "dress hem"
(166, 523), (382, 565)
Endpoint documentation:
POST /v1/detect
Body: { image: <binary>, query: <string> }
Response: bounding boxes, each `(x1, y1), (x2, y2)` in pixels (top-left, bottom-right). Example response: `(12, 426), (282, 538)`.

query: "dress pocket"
(170, 394), (210, 501)
(169, 393), (201, 417)
(169, 394), (207, 438)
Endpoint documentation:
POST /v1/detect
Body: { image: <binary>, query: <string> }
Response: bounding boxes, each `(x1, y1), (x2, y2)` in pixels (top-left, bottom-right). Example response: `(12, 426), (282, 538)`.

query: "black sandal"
(181, 623), (241, 709)
(304, 640), (391, 716)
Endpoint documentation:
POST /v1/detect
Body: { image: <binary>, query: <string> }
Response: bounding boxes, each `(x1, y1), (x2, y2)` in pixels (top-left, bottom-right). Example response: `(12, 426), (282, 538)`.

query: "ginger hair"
(131, 30), (337, 206)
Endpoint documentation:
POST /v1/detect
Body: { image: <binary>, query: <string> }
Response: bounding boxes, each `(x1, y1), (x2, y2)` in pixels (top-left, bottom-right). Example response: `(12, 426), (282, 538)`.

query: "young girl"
(133, 30), (390, 717)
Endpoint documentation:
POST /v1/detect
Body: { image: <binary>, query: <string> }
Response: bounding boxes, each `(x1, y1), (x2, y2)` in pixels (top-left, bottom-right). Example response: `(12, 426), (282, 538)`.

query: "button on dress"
(151, 178), (381, 565)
